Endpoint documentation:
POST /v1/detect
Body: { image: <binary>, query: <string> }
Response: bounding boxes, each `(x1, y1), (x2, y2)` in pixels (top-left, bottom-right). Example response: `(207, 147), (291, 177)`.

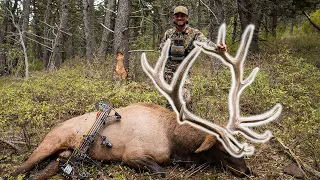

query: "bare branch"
(27, 31), (54, 42)
(275, 137), (320, 178)
(130, 16), (159, 29)
(302, 11), (320, 32)
(105, 8), (117, 15)
(128, 50), (155, 53)
(6, 7), (29, 80)
(25, 36), (53, 52)
(0, 138), (22, 153)
(99, 23), (114, 33)
(53, 23), (72, 36)
(199, 0), (219, 24)
(40, 20), (55, 29)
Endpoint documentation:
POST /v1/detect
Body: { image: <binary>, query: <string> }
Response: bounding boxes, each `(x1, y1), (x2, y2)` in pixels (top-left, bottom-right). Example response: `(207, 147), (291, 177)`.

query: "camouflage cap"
(174, 6), (188, 16)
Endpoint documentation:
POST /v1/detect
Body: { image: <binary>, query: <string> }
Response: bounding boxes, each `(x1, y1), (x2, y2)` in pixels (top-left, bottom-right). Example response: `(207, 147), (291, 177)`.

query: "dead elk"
(12, 103), (250, 179)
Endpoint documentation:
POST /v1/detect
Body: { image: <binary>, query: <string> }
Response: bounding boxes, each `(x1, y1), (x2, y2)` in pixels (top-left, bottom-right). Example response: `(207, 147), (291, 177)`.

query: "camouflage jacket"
(159, 25), (216, 54)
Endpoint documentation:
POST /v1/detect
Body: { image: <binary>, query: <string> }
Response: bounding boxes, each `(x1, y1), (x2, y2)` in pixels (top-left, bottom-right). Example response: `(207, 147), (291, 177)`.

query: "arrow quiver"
(59, 101), (121, 179)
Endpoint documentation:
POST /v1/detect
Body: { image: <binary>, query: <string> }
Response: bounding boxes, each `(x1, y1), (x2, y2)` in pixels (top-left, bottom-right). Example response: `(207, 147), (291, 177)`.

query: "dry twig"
(0, 138), (22, 153)
(275, 136), (320, 179)
(185, 163), (210, 178)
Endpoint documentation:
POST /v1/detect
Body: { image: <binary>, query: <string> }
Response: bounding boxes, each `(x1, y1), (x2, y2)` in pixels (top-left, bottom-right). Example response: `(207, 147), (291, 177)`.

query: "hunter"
(160, 5), (227, 110)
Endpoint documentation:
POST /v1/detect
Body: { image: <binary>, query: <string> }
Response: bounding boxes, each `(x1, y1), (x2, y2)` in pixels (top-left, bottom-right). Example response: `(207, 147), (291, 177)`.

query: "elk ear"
(195, 135), (217, 153)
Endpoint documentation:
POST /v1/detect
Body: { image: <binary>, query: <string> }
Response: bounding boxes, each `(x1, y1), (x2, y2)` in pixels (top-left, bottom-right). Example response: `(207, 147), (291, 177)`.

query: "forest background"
(0, 0), (319, 179)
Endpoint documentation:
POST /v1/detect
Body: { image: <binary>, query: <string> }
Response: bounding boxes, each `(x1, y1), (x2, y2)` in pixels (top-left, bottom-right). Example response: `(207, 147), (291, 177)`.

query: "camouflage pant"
(164, 60), (193, 110)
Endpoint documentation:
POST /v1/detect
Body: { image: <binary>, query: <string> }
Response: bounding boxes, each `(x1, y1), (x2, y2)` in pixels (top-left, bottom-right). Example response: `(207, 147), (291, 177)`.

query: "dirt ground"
(1, 137), (317, 180)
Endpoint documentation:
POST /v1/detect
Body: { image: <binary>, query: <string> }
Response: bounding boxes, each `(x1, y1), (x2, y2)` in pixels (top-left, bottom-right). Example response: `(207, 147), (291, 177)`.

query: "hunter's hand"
(217, 43), (227, 52)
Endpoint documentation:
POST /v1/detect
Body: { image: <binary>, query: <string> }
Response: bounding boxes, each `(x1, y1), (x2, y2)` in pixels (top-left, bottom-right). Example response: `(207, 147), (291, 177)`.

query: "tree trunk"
(153, 6), (162, 48)
(22, 0), (30, 47)
(0, 31), (5, 76)
(270, 0), (279, 37)
(208, 0), (225, 41)
(43, 0), (52, 69)
(9, 0), (19, 46)
(208, 0), (225, 72)
(21, 0), (30, 79)
(82, 0), (94, 63)
(158, 2), (165, 37)
(0, 0), (10, 76)
(232, 13), (238, 43)
(7, 1), (29, 79)
(152, 13), (156, 50)
(290, 19), (294, 36)
(3, 0), (19, 75)
(89, 0), (96, 50)
(49, 0), (69, 71)
(303, 11), (320, 32)
(98, 0), (116, 58)
(237, 0), (262, 53)
(32, 0), (42, 60)
(197, 0), (202, 30)
(113, 0), (131, 83)
(264, 16), (269, 37)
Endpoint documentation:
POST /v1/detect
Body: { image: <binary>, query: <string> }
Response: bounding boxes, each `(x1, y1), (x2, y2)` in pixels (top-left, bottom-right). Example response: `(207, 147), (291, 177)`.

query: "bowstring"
(63, 101), (110, 168)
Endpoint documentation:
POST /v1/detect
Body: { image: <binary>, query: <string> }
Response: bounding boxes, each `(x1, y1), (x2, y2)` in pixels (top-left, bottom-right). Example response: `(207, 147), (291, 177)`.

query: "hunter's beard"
(174, 21), (188, 27)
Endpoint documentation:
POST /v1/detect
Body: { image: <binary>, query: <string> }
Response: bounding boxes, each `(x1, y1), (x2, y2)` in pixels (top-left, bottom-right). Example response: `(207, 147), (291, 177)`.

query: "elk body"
(12, 103), (249, 179)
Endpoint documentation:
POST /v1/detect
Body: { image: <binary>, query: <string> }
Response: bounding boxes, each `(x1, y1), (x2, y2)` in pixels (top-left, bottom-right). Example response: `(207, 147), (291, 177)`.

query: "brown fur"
(12, 103), (249, 178)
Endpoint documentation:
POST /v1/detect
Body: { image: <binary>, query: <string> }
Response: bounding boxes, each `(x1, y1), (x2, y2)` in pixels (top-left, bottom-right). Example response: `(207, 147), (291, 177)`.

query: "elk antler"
(199, 24), (282, 142)
(141, 24), (282, 157)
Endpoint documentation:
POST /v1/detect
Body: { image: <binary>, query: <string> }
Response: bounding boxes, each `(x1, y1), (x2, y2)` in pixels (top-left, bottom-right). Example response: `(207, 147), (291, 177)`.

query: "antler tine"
(234, 24), (255, 66)
(141, 39), (172, 93)
(169, 46), (202, 111)
(240, 103), (282, 126)
(141, 39), (203, 113)
(217, 23), (226, 46)
(233, 104), (282, 142)
(201, 24), (255, 66)
(230, 104), (282, 142)
(197, 23), (235, 65)
(180, 106), (255, 157)
(233, 126), (273, 142)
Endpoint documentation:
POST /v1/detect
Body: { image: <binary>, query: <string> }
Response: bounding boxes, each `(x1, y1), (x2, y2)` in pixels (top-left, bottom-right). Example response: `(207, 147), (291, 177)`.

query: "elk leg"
(12, 153), (53, 177)
(12, 134), (69, 177)
(124, 156), (166, 178)
(27, 160), (60, 180)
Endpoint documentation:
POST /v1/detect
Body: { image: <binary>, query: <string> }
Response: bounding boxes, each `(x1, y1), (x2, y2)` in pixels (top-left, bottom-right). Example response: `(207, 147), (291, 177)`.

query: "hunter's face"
(173, 12), (188, 27)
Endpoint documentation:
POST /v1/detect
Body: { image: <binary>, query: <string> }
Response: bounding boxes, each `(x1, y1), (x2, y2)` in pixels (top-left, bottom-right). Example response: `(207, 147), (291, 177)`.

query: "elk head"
(141, 24), (282, 158)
